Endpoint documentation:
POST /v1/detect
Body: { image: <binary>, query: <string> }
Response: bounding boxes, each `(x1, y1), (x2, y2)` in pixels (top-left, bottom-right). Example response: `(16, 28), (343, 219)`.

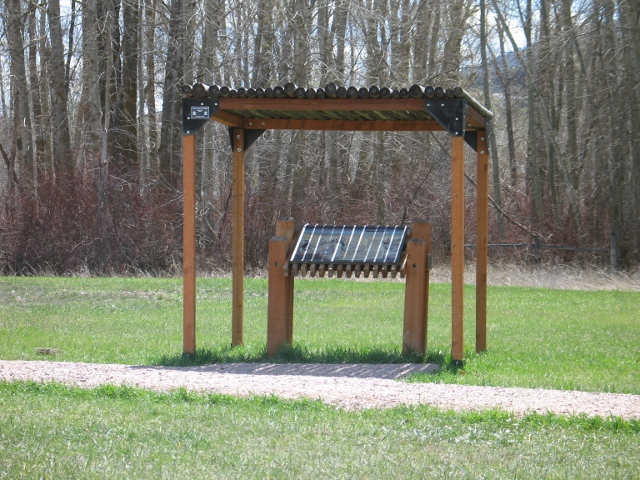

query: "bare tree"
(48, 0), (73, 177)
(4, 0), (34, 184)
(120, 0), (139, 169)
(159, 0), (190, 186)
(480, 0), (504, 238)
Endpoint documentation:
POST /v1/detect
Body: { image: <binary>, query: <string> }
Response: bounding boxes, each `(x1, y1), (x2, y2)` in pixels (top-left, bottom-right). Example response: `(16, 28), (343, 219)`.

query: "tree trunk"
(524, 0), (544, 220)
(495, 23), (518, 189)
(441, 0), (466, 83)
(120, 0), (139, 170)
(252, 0), (272, 85)
(38, 0), (53, 178)
(78, 0), (103, 166)
(159, 0), (185, 186)
(144, 0), (159, 173)
(48, 0), (73, 177)
(616, 0), (640, 264)
(26, 5), (45, 181)
(5, 0), (34, 184)
(560, 0), (584, 240)
(480, 0), (504, 238)
(332, 0), (348, 83)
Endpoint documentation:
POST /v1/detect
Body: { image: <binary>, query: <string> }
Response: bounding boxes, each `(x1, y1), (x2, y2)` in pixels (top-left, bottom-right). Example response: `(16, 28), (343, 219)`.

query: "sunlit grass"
(0, 381), (638, 479)
(1, 276), (639, 393)
(2, 276), (639, 478)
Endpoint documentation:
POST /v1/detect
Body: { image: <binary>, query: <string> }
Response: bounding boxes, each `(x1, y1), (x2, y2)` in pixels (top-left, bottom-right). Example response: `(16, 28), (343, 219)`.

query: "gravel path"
(1, 360), (638, 419)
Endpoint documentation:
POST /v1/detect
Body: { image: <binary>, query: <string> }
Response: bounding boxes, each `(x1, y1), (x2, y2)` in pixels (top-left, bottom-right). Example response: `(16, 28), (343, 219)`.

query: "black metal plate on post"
(183, 97), (218, 134)
(464, 131), (477, 152)
(425, 98), (468, 137)
(228, 127), (266, 152)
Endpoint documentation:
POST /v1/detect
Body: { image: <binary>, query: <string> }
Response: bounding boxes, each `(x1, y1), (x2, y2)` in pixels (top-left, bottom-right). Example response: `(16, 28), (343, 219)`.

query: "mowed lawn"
(1, 381), (638, 479)
(1, 275), (639, 478)
(1, 276), (638, 393)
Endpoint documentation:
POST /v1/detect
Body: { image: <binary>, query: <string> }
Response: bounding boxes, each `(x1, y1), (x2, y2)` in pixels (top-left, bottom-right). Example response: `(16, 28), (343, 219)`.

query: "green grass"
(1, 381), (638, 479)
(1, 276), (639, 393)
(1, 276), (639, 478)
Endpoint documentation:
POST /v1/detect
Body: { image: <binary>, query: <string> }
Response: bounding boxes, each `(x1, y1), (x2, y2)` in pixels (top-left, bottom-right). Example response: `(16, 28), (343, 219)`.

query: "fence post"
(533, 235), (541, 264)
(610, 233), (617, 271)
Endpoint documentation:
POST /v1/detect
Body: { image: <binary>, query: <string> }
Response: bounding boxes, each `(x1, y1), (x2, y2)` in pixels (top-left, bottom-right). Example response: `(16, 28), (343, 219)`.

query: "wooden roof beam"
(237, 118), (445, 132)
(217, 97), (428, 113)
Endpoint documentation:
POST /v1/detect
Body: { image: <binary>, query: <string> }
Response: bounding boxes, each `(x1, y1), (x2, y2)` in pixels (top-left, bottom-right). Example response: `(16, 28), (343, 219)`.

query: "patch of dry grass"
(428, 262), (640, 291)
(209, 262), (640, 292)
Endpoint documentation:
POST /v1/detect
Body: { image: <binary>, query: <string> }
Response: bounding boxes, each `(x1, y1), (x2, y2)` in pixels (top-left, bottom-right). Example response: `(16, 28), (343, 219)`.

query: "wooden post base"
(267, 220), (296, 357)
(402, 222), (431, 355)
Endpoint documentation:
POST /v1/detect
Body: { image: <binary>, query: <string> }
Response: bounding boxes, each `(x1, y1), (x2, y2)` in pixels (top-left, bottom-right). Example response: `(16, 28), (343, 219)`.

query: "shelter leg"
(231, 130), (245, 346)
(476, 134), (489, 352)
(183, 134), (197, 356)
(451, 136), (465, 365)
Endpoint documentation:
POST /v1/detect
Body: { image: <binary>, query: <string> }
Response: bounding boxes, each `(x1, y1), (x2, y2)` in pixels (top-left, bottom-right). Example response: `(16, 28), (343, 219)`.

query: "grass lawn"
(1, 275), (639, 478)
(0, 381), (638, 479)
(1, 276), (638, 393)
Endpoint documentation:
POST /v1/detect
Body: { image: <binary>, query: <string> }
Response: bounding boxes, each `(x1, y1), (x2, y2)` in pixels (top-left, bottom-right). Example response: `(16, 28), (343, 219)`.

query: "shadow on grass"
(404, 350), (483, 383)
(152, 344), (447, 367)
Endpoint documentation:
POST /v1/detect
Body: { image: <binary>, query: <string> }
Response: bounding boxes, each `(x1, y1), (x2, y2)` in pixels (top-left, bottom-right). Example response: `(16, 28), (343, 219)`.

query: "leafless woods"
(0, 0), (638, 273)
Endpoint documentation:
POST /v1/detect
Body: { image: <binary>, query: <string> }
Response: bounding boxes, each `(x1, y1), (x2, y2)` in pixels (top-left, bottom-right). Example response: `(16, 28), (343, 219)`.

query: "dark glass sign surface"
(290, 224), (408, 265)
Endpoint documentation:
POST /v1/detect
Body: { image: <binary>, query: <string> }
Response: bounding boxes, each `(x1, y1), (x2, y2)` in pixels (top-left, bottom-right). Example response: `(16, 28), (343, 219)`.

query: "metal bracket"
(425, 98), (468, 137)
(464, 131), (477, 152)
(183, 97), (218, 135)
(228, 127), (266, 152)
(464, 119), (491, 153)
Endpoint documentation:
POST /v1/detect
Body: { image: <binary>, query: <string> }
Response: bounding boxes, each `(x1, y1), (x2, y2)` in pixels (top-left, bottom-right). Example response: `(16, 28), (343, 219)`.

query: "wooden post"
(268, 237), (292, 357)
(231, 129), (245, 346)
(411, 220), (431, 302)
(183, 134), (197, 355)
(476, 134), (488, 353)
(275, 219), (296, 343)
(403, 221), (431, 355)
(451, 135), (465, 364)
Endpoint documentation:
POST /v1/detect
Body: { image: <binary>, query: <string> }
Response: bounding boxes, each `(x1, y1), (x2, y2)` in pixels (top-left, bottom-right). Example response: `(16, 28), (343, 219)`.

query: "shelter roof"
(182, 83), (492, 142)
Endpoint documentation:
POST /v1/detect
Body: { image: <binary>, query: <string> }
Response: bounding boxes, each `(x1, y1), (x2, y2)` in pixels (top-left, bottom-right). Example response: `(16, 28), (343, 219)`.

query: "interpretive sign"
(290, 224), (408, 266)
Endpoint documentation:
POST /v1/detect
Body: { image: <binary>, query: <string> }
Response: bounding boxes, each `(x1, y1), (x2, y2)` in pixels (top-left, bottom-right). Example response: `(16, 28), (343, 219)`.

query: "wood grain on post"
(268, 237), (290, 357)
(476, 134), (489, 353)
(411, 220), (432, 346)
(275, 219), (296, 343)
(451, 136), (465, 363)
(232, 130), (245, 346)
(182, 134), (197, 355)
(403, 239), (428, 355)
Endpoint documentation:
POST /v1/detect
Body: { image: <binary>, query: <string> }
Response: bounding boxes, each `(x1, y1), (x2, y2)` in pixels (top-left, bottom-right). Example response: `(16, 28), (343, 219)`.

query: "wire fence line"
(463, 234), (617, 269)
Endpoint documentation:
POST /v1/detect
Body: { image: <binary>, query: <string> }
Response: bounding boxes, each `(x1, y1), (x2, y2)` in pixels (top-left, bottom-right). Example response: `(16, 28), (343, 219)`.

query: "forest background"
(0, 0), (638, 275)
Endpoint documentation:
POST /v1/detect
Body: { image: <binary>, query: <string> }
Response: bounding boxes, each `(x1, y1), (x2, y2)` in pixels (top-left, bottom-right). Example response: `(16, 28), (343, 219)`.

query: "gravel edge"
(1, 360), (638, 419)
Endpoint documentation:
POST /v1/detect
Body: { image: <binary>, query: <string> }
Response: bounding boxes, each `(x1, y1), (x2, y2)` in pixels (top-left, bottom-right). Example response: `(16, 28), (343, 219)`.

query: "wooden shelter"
(181, 83), (493, 364)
